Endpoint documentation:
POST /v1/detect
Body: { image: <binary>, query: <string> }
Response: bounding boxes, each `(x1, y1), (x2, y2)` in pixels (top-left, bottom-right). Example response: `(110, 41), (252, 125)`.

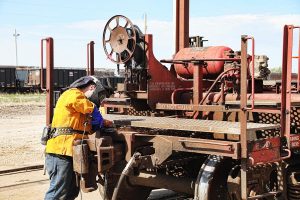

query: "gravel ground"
(0, 103), (46, 170)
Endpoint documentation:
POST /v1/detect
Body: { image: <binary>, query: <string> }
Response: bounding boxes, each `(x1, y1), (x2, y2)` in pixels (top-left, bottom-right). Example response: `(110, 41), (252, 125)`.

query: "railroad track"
(0, 165), (190, 200)
(0, 165), (47, 193)
(0, 164), (44, 175)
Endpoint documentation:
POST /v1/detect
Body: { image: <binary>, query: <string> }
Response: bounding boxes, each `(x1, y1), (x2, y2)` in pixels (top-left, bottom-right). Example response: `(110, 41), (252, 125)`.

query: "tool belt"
(41, 127), (86, 145)
(51, 127), (85, 138)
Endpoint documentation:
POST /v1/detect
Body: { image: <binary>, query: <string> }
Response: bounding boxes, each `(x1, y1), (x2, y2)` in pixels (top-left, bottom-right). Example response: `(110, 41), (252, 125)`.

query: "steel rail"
(0, 164), (44, 175)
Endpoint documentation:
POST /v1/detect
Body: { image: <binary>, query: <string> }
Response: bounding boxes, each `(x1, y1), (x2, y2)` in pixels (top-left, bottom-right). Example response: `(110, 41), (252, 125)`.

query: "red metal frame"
(87, 41), (95, 76)
(281, 25), (294, 145)
(175, 0), (189, 53)
(40, 38), (54, 126)
(244, 36), (255, 110)
(145, 34), (192, 109)
(193, 63), (203, 118)
(240, 35), (248, 200)
(295, 27), (300, 92)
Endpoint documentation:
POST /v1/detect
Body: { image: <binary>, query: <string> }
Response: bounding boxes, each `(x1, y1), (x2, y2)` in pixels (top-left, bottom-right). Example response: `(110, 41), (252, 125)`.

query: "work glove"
(91, 106), (104, 131)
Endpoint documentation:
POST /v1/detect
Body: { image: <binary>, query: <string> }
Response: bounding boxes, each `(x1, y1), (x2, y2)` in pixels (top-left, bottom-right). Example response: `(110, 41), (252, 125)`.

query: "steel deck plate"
(104, 114), (280, 135)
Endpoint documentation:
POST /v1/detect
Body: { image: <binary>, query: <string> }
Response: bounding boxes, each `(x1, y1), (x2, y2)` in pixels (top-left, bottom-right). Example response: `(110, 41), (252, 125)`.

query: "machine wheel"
(102, 15), (136, 64)
(98, 161), (152, 200)
(194, 155), (233, 200)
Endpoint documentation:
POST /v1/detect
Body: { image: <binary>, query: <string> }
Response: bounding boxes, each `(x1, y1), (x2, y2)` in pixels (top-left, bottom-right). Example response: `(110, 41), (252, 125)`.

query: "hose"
(111, 152), (140, 200)
(79, 121), (88, 200)
(192, 67), (239, 119)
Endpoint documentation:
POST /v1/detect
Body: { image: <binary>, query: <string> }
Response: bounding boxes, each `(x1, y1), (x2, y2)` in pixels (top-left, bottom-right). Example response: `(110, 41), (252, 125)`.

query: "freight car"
(27, 68), (87, 91)
(0, 65), (123, 93)
(0, 65), (16, 92)
(41, 3), (300, 200)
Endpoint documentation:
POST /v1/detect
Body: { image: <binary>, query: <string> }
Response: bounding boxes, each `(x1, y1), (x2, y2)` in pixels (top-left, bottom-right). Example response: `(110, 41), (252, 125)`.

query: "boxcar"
(27, 68), (87, 90)
(0, 66), (16, 91)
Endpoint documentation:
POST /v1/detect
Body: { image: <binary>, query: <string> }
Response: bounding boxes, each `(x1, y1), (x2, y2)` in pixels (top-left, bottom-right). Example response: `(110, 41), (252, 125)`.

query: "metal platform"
(104, 114), (280, 135)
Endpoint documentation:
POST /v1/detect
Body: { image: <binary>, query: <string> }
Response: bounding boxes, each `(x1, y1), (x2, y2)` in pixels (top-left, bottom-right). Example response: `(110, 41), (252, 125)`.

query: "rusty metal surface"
(290, 134), (300, 149)
(244, 36), (255, 110)
(225, 92), (300, 105)
(298, 27), (300, 92)
(175, 0), (189, 53)
(240, 35), (248, 200)
(96, 136), (114, 173)
(146, 135), (240, 160)
(281, 25), (293, 143)
(173, 46), (233, 79)
(102, 15), (136, 64)
(104, 114), (279, 135)
(156, 103), (240, 112)
(193, 64), (202, 118)
(145, 34), (192, 109)
(73, 143), (89, 174)
(87, 41), (94, 75)
(247, 137), (281, 166)
(128, 172), (194, 195)
(40, 38), (54, 126)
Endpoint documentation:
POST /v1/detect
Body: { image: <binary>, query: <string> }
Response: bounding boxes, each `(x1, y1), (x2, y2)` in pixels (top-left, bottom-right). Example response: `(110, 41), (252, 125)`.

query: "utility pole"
(13, 29), (20, 67)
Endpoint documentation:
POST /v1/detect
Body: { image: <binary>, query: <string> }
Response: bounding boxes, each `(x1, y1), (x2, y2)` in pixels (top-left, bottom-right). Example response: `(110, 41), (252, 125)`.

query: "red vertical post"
(87, 41), (95, 76)
(175, 0), (189, 53)
(41, 38), (54, 126)
(297, 28), (300, 92)
(193, 64), (203, 119)
(281, 25), (293, 145)
(89, 41), (95, 75)
(240, 35), (248, 200)
(87, 43), (90, 75)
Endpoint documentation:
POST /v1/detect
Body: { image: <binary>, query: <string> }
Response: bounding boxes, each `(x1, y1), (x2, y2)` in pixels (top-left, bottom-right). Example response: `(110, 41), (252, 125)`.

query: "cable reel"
(102, 15), (137, 64)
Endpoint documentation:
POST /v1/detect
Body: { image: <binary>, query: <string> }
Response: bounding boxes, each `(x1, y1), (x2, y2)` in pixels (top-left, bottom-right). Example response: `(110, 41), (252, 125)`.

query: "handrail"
(243, 36), (255, 110)
(40, 39), (47, 91)
(294, 26), (300, 92)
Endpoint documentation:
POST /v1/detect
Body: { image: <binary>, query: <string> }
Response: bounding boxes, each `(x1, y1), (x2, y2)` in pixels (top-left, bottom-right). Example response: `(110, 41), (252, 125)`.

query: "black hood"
(69, 76), (106, 107)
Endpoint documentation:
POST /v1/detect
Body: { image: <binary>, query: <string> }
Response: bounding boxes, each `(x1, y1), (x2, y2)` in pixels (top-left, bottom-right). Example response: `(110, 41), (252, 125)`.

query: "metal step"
(103, 114), (280, 135)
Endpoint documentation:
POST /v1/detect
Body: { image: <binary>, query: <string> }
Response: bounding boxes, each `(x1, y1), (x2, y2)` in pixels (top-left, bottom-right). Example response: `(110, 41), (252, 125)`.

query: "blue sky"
(0, 0), (300, 70)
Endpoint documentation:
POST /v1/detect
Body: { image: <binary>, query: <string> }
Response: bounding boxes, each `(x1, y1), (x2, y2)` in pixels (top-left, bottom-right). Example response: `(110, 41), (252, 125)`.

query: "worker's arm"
(91, 106), (104, 131)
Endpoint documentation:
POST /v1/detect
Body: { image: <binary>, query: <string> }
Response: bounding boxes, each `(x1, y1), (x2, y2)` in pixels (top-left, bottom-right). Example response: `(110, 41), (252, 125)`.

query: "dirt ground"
(0, 101), (105, 199)
(0, 103), (46, 170)
(0, 100), (180, 200)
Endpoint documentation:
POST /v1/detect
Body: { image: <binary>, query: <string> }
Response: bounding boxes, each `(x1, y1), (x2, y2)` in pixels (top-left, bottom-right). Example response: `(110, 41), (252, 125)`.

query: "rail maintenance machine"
(41, 2), (300, 200)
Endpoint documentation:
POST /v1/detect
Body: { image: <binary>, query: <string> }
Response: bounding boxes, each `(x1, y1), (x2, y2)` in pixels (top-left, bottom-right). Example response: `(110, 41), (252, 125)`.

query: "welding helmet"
(69, 76), (106, 107)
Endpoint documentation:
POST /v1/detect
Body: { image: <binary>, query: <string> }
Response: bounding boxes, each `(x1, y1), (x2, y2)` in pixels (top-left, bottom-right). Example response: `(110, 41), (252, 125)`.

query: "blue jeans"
(44, 154), (79, 200)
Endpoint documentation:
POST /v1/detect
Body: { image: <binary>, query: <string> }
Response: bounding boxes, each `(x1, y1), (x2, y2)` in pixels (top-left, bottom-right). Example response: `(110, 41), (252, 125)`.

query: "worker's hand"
(102, 119), (113, 127)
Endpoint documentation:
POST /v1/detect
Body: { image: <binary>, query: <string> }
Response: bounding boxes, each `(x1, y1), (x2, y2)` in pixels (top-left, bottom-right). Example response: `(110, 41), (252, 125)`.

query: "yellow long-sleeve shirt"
(46, 88), (94, 157)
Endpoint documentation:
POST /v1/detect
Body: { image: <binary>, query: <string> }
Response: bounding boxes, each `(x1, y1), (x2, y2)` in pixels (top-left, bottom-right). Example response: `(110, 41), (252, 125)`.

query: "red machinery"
(42, 1), (300, 200)
(98, 13), (300, 200)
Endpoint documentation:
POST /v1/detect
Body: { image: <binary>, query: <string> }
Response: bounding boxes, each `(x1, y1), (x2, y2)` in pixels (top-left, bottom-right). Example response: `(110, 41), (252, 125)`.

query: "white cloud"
(65, 19), (107, 30)
(1, 14), (299, 72)
(189, 14), (300, 70)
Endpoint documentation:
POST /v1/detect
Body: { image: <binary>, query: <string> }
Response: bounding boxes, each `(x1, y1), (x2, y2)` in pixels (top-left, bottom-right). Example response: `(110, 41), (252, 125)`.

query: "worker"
(44, 76), (104, 200)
